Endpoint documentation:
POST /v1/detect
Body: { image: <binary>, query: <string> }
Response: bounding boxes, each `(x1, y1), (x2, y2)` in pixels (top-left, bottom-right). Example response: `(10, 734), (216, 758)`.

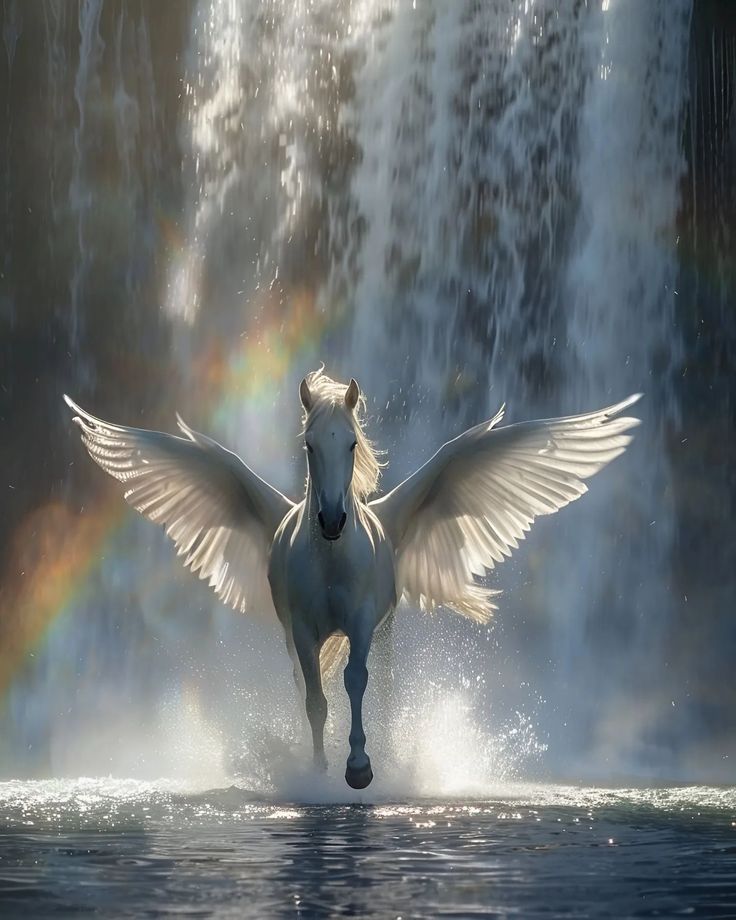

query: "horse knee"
(344, 660), (368, 695)
(305, 690), (327, 726)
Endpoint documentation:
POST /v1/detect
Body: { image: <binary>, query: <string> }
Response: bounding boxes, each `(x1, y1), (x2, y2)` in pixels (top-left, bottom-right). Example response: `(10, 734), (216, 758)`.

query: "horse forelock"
(301, 369), (384, 501)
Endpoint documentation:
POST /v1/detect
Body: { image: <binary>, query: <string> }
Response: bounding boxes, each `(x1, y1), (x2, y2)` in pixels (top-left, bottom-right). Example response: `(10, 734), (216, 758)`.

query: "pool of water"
(0, 779), (734, 918)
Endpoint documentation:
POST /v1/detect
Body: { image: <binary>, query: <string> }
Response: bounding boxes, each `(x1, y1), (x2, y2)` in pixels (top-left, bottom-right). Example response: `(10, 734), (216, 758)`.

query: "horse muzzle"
(317, 506), (347, 541)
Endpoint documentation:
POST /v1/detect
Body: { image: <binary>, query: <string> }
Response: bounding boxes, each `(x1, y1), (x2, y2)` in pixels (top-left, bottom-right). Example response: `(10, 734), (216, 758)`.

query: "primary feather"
(370, 394), (642, 623)
(63, 395), (292, 618)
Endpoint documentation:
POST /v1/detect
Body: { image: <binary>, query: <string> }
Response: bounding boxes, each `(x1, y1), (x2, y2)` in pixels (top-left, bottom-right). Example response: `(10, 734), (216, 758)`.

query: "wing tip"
(63, 393), (95, 432)
(64, 393), (108, 431)
(488, 403), (506, 430)
(607, 392), (643, 417)
(176, 412), (197, 441)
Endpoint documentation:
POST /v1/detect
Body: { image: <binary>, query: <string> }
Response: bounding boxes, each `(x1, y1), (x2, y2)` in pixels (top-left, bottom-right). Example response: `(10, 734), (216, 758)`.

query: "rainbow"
(0, 279), (349, 699)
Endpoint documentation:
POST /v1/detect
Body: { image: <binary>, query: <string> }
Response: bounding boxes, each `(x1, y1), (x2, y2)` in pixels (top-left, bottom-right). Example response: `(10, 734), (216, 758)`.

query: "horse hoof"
(345, 762), (373, 789)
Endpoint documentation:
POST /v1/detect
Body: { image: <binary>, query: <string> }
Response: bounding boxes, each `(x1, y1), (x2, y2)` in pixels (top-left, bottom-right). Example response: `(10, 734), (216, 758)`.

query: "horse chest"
(285, 527), (374, 622)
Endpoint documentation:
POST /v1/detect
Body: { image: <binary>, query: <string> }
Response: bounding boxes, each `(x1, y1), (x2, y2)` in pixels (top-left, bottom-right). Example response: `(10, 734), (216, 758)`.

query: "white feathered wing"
(64, 396), (293, 617)
(370, 394), (642, 624)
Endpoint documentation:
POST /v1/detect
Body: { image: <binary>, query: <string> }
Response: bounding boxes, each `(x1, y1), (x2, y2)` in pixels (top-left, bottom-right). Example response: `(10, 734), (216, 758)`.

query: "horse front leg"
(293, 627), (328, 773)
(285, 632), (306, 700)
(343, 619), (374, 789)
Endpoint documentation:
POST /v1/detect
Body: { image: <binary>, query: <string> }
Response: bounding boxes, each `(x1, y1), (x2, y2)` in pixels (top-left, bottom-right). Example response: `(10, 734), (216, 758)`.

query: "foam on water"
(1, 775), (734, 824)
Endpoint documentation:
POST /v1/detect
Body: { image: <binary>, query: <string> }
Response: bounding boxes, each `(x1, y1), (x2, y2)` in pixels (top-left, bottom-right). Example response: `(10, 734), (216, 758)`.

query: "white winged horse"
(64, 371), (640, 788)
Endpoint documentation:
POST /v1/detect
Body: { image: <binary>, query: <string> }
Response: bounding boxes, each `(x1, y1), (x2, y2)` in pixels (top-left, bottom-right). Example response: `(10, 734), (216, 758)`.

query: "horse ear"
(345, 378), (360, 411)
(299, 377), (312, 412)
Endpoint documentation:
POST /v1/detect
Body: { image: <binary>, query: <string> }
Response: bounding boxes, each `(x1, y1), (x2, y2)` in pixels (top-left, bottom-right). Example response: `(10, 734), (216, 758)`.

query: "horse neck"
(305, 476), (318, 520)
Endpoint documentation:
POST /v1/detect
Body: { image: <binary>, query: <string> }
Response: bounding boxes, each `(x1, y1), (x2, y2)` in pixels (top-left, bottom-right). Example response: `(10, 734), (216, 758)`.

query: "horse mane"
(301, 368), (385, 502)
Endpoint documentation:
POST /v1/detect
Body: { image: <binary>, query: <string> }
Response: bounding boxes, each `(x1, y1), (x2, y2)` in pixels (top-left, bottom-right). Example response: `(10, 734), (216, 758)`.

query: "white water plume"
(92, 0), (692, 782)
(544, 0), (691, 767)
(336, 0), (589, 413)
(69, 0), (104, 350)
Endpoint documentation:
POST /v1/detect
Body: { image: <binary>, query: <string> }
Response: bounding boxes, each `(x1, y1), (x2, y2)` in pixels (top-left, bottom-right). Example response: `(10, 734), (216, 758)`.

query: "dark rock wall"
(671, 0), (736, 763)
(0, 1), (193, 551)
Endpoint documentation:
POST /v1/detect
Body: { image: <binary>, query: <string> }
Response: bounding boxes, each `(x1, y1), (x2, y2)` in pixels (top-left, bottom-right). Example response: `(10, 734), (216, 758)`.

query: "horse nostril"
(318, 511), (326, 531)
(339, 512), (347, 531)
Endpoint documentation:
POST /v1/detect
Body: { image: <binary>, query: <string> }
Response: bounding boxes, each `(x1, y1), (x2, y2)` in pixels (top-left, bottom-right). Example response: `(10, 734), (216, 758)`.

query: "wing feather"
(371, 394), (641, 624)
(64, 396), (294, 617)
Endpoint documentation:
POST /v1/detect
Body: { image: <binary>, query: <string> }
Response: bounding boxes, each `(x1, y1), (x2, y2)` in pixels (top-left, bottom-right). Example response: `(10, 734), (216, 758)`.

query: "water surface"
(0, 779), (733, 918)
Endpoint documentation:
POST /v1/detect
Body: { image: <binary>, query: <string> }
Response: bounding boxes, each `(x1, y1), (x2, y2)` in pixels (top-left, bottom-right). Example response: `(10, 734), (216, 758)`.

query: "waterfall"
(552, 0), (692, 771)
(4, 0), (727, 785)
(328, 0), (692, 772)
(339, 2), (587, 415)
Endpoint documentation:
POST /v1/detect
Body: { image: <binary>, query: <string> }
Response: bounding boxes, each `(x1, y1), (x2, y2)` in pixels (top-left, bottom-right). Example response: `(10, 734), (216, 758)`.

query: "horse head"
(300, 374), (360, 541)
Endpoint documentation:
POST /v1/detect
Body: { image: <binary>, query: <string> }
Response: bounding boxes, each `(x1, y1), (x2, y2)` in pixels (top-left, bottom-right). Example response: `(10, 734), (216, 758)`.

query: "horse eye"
(305, 442), (314, 454)
(350, 441), (357, 452)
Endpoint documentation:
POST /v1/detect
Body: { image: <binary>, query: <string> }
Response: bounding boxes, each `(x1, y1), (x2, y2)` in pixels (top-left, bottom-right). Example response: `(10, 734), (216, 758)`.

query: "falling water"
(3, 2), (736, 915)
(329, 0), (691, 778)
(2, 0), (733, 793)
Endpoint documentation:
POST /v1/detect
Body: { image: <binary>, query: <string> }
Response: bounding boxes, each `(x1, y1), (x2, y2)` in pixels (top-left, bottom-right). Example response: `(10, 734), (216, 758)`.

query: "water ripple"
(0, 779), (733, 917)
